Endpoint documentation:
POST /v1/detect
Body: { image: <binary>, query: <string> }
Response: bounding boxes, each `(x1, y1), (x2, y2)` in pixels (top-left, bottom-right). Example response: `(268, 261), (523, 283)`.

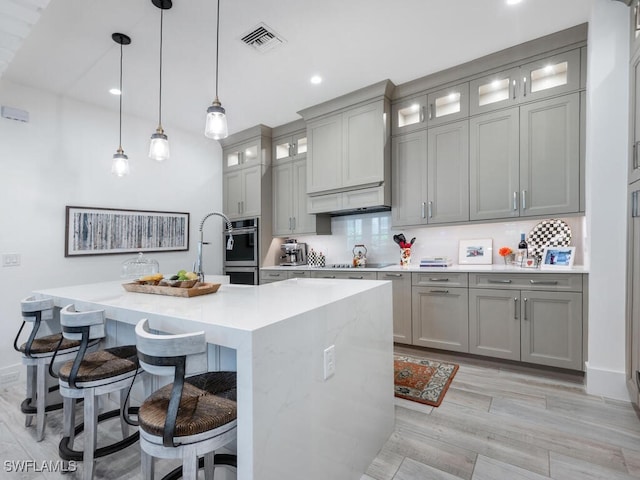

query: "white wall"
(0, 79), (224, 373)
(585, 0), (630, 399)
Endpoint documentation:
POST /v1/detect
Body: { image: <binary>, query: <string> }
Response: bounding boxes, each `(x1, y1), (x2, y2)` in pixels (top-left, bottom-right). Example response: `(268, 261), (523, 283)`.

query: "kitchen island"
(35, 278), (394, 480)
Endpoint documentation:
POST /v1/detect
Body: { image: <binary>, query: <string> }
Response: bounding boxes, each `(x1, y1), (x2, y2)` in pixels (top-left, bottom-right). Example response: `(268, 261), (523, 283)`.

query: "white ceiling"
(2, 0), (593, 137)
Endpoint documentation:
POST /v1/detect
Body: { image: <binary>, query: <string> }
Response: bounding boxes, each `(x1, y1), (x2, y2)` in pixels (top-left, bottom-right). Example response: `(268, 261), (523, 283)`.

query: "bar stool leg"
(204, 451), (215, 480)
(83, 391), (97, 480)
(25, 365), (36, 427)
(141, 449), (154, 480)
(182, 447), (198, 480)
(119, 390), (129, 439)
(36, 361), (46, 441)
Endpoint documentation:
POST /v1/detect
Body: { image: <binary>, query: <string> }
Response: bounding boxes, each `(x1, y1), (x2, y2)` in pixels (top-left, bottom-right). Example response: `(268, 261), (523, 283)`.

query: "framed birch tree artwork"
(65, 206), (189, 256)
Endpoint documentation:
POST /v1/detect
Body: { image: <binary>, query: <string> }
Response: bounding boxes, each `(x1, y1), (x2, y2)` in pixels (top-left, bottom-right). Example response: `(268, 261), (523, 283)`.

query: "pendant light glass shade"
(204, 0), (228, 140)
(204, 98), (228, 139)
(149, 128), (170, 162)
(112, 149), (130, 177)
(111, 33), (131, 177)
(149, 1), (171, 161)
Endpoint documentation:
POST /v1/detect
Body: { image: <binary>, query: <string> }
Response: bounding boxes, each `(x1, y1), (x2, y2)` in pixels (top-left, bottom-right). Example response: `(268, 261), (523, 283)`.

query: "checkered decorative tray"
(527, 219), (572, 259)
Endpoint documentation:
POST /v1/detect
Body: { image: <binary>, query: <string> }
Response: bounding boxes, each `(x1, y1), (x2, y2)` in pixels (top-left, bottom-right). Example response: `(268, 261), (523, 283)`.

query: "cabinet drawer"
(412, 272), (468, 287)
(469, 273), (582, 292)
(287, 270), (310, 279)
(310, 271), (378, 280)
(260, 270), (288, 282)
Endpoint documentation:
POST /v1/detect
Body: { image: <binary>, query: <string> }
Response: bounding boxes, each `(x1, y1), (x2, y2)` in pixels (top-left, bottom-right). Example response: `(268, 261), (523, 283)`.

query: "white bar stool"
(135, 318), (237, 480)
(55, 304), (149, 480)
(13, 296), (86, 441)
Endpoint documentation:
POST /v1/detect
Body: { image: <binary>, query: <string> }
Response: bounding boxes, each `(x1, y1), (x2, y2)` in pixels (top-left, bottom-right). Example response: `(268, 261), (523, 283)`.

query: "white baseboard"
(0, 363), (22, 386)
(585, 361), (630, 401)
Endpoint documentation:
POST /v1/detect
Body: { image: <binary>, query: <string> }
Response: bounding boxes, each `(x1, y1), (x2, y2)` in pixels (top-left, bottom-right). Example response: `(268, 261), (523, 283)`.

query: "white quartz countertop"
(261, 264), (589, 274)
(34, 277), (390, 347)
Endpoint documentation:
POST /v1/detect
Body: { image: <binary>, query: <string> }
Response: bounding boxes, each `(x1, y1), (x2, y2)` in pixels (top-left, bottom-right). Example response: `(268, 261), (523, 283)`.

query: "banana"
(140, 273), (163, 282)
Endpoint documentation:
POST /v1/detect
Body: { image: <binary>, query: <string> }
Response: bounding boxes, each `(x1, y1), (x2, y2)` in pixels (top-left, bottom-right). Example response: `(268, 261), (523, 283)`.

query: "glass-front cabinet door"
(391, 94), (428, 135)
(470, 68), (520, 116)
(426, 82), (469, 127)
(519, 49), (580, 103)
(224, 141), (260, 171)
(273, 132), (307, 165)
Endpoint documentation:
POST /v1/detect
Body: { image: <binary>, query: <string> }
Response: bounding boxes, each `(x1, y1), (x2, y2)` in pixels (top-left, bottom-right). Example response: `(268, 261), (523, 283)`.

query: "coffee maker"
(280, 240), (307, 266)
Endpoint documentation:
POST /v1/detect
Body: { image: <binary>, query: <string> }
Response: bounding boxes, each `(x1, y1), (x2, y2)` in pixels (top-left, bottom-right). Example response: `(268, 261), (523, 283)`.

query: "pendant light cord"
(158, 9), (164, 128)
(215, 0), (220, 98)
(118, 42), (123, 149)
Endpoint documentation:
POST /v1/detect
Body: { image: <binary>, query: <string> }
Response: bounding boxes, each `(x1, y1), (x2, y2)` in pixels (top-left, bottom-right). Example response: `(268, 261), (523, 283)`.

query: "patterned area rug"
(394, 355), (459, 407)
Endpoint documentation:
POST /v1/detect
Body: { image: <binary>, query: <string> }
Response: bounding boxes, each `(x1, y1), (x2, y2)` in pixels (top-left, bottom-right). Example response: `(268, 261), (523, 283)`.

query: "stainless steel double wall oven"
(223, 217), (259, 285)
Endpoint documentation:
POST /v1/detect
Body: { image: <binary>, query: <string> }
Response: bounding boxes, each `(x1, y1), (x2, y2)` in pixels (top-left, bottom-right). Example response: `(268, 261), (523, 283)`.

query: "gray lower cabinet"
(412, 286), (469, 353)
(377, 271), (412, 344)
(310, 271), (377, 280)
(469, 273), (583, 370)
(260, 270), (288, 284)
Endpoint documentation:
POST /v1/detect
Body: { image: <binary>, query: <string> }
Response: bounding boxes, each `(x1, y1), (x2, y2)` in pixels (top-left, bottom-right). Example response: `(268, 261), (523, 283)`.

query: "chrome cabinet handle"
(430, 289), (449, 294)
(428, 201), (433, 219)
(523, 77), (527, 97)
(514, 297), (518, 319)
(321, 275), (336, 279)
(384, 273), (402, 278)
(513, 79), (517, 100)
(292, 217), (296, 230)
(419, 106), (426, 123)
(348, 276), (364, 279)
(429, 278), (449, 282)
(636, 370), (640, 391)
(489, 279), (512, 284)
(634, 141), (640, 170)
(429, 104), (434, 120)
(421, 202), (426, 219)
(633, 190), (640, 218)
(529, 280), (558, 285)
(521, 190), (527, 210)
(291, 272), (306, 276)
(523, 297), (528, 320)
(268, 273), (282, 277)
(513, 191), (518, 211)
(237, 202), (241, 214)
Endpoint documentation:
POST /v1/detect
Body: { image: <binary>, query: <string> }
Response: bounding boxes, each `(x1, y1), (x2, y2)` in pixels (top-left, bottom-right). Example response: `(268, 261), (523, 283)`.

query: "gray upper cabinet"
(392, 94), (428, 135)
(273, 131), (307, 166)
(427, 120), (469, 223)
(469, 49), (581, 116)
(470, 67), (521, 116)
(272, 162), (294, 235)
(223, 165), (262, 219)
(470, 93), (580, 221)
(469, 107), (520, 221)
(519, 93), (580, 217)
(632, 2), (640, 58)
(391, 131), (428, 226)
(306, 114), (342, 193)
(426, 82), (470, 127)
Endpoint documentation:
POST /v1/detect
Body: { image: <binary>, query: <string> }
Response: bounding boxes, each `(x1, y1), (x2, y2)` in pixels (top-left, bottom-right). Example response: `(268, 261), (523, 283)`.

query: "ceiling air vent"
(240, 23), (285, 53)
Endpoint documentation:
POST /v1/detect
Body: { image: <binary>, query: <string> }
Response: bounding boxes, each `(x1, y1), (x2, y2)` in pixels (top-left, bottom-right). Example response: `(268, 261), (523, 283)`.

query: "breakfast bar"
(34, 278), (394, 480)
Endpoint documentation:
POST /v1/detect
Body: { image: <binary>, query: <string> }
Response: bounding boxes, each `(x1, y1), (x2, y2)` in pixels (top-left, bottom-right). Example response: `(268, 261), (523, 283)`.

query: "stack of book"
(419, 256), (453, 267)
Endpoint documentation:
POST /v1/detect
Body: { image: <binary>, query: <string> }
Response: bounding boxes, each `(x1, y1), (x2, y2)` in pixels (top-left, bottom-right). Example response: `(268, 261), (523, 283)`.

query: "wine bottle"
(517, 233), (528, 265)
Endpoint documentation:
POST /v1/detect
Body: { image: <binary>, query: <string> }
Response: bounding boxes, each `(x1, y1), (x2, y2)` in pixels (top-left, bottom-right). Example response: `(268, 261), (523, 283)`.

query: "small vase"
(400, 248), (411, 267)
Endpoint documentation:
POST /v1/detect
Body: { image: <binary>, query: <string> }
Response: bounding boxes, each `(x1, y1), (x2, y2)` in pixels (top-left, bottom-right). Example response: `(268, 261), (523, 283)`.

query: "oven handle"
(225, 227), (256, 234)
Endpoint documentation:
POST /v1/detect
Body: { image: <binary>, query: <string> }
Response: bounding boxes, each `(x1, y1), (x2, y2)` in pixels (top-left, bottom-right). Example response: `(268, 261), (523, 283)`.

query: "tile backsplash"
(271, 212), (586, 267)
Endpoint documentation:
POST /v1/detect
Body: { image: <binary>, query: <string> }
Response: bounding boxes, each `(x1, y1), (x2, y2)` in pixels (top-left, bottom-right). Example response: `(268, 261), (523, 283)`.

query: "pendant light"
(204, 0), (228, 140)
(149, 0), (171, 162)
(111, 33), (131, 177)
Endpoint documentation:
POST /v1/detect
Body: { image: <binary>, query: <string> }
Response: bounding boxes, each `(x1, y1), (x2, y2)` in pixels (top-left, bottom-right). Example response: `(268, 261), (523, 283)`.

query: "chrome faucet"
(194, 212), (233, 282)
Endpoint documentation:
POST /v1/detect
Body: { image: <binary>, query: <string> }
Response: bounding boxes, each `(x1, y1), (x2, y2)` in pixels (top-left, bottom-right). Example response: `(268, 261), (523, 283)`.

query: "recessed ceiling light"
(310, 75), (322, 85)
(109, 88), (121, 95)
(506, 0), (523, 5)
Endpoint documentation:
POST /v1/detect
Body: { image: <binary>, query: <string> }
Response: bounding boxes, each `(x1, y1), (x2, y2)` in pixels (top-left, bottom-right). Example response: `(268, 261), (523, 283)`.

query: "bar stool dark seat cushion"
(58, 345), (139, 383)
(139, 381), (237, 439)
(18, 333), (80, 355)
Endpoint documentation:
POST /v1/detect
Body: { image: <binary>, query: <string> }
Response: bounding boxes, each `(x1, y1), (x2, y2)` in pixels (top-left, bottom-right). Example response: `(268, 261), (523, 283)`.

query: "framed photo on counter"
(65, 206), (189, 256)
(540, 246), (576, 269)
(458, 238), (493, 265)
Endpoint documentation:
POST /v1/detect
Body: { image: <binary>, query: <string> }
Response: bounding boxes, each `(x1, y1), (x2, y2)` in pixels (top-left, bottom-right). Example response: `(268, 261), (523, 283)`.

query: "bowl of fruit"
(160, 270), (199, 288)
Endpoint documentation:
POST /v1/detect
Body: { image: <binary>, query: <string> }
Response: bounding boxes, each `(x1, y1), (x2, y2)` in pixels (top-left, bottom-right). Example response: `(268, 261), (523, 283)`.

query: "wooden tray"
(122, 282), (221, 297)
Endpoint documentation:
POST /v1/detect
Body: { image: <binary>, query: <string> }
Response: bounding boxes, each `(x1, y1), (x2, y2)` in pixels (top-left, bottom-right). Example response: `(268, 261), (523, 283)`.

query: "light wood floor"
(2, 346), (640, 479)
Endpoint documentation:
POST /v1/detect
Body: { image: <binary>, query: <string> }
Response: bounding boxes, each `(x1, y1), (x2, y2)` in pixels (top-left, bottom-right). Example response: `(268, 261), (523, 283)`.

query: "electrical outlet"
(2, 253), (20, 267)
(323, 345), (335, 380)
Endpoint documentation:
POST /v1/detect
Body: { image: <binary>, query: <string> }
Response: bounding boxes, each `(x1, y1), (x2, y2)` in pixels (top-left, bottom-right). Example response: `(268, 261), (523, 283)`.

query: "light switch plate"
(2, 253), (20, 267)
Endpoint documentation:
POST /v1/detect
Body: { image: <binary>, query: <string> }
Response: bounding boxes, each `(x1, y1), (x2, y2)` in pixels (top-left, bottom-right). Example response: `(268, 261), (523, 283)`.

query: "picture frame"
(540, 246), (576, 269)
(65, 206), (189, 257)
(458, 238), (493, 265)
